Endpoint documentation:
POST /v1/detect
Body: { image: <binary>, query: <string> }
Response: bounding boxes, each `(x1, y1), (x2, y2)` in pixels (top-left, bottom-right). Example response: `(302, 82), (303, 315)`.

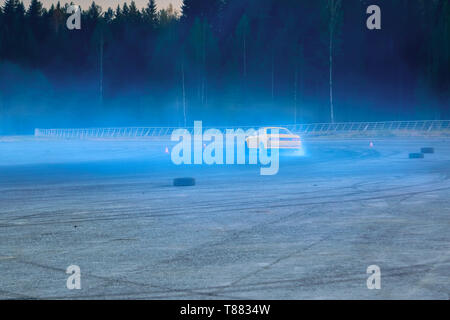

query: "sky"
(14, 0), (182, 11)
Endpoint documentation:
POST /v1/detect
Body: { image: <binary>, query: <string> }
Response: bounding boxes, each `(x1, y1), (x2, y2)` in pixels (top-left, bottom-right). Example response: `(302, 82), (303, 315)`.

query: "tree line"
(0, 0), (449, 133)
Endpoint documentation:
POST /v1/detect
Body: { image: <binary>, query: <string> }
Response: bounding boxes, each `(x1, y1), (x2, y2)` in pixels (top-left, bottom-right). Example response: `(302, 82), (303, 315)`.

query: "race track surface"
(0, 137), (449, 299)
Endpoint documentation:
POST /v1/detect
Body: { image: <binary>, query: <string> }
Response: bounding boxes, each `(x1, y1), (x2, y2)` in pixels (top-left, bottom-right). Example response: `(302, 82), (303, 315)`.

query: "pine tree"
(87, 2), (101, 21)
(49, 1), (65, 33)
(15, 0), (25, 21)
(143, 0), (157, 27)
(1, 0), (26, 59)
(115, 4), (122, 21)
(104, 7), (114, 23)
(26, 0), (42, 19)
(25, 0), (43, 63)
(122, 3), (129, 18)
(2, 0), (19, 16)
(128, 1), (141, 24)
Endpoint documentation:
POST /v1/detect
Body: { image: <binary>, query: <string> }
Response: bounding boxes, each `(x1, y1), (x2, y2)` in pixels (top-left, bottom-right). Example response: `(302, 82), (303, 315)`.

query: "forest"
(0, 0), (449, 134)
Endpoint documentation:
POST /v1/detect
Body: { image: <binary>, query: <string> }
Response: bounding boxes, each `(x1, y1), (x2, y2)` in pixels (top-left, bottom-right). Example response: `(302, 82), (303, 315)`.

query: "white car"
(246, 127), (302, 150)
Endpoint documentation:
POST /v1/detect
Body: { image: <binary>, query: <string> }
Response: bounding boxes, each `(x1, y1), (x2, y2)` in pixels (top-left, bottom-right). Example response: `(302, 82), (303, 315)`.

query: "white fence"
(34, 120), (450, 138)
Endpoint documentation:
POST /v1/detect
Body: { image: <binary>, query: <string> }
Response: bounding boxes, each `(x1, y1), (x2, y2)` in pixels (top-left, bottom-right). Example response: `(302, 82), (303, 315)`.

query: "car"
(246, 127), (302, 150)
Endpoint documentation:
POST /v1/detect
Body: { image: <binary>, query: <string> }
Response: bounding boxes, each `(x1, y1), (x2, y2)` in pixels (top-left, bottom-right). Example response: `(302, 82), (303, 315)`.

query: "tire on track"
(409, 153), (424, 159)
(421, 147), (435, 154)
(173, 177), (196, 187)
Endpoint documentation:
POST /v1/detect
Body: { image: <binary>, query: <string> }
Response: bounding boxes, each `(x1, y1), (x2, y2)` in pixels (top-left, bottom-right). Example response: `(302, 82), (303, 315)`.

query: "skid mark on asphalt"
(2, 183), (450, 229)
(7, 258), (249, 300)
(159, 205), (321, 266)
(213, 234), (335, 295)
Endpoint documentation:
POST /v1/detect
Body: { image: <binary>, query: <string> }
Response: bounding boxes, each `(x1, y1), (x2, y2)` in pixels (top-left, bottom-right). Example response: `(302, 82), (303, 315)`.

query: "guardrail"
(35, 120), (450, 138)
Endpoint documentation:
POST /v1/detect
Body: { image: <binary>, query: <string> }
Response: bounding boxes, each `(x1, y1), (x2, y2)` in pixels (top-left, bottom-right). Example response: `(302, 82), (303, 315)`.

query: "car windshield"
(266, 128), (292, 135)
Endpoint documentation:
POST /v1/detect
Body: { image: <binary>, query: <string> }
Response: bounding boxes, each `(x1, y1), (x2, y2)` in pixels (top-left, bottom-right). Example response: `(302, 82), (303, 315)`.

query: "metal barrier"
(35, 120), (450, 138)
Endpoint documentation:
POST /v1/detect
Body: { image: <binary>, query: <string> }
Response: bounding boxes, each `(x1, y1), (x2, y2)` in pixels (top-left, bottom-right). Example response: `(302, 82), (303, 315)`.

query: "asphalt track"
(0, 136), (449, 299)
